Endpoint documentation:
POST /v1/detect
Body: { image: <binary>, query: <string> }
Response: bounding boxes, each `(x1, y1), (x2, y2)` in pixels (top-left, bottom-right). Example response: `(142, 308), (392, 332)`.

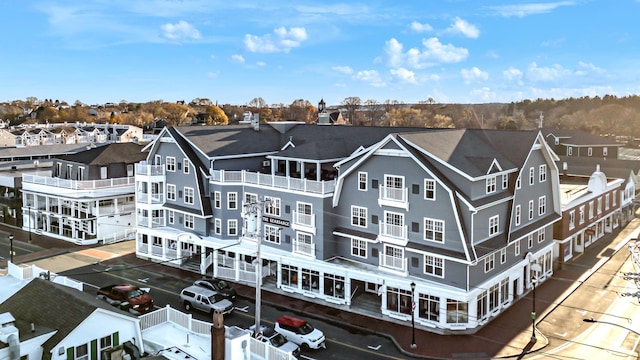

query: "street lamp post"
(8, 233), (13, 263)
(530, 276), (537, 343)
(410, 281), (416, 349)
(28, 205), (32, 243)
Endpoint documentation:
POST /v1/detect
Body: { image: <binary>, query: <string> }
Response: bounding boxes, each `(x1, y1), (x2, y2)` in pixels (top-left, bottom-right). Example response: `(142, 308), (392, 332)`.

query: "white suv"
(274, 315), (326, 350)
(248, 324), (301, 358)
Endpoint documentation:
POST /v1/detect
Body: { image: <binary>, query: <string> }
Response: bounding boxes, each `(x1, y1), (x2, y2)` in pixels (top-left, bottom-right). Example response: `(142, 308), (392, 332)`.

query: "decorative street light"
(8, 233), (13, 263)
(410, 281), (416, 349)
(530, 262), (542, 343)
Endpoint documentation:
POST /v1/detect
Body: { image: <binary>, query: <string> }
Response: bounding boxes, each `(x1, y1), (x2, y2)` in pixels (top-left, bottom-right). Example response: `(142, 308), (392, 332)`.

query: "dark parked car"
(193, 278), (237, 300)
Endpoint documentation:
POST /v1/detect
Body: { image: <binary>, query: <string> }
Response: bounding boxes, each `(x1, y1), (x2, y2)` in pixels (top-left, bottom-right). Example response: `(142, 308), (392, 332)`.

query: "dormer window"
(486, 177), (496, 194)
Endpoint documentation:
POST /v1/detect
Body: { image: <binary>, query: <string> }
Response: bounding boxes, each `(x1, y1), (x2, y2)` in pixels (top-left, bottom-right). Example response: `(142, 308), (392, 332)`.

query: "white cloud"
(332, 66), (353, 74)
(409, 21), (432, 33)
(503, 67), (523, 81)
(230, 54), (245, 64)
(461, 67), (489, 83)
(390, 68), (417, 84)
(353, 70), (386, 87)
(161, 20), (201, 41)
(244, 27), (308, 53)
(526, 62), (571, 82)
(445, 17), (479, 39)
(470, 87), (497, 101)
(256, 61), (267, 67)
(575, 61), (605, 76)
(384, 37), (468, 69)
(491, 1), (575, 18)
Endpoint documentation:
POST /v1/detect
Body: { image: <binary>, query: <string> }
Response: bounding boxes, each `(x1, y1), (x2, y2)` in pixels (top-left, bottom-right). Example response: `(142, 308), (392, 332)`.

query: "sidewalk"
(6, 219), (640, 359)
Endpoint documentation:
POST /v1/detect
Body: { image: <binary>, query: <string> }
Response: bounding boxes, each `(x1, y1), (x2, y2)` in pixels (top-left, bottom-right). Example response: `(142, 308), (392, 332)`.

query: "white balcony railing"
(293, 239), (315, 256)
(136, 193), (165, 204)
(137, 215), (165, 228)
(211, 170), (335, 195)
(379, 221), (407, 240)
(23, 173), (135, 190)
(379, 254), (407, 272)
(379, 185), (407, 202)
(292, 211), (315, 227)
(135, 162), (165, 176)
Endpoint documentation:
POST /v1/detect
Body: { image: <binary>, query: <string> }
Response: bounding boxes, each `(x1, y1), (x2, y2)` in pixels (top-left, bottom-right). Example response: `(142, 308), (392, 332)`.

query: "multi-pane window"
(228, 219), (237, 236)
(579, 206), (585, 224)
(351, 238), (367, 258)
(168, 210), (174, 224)
(486, 177), (496, 193)
(539, 164), (547, 182)
(500, 278), (509, 304)
(424, 255), (444, 277)
(568, 147), (573, 156)
(516, 175), (521, 189)
(500, 248), (506, 264)
(502, 174), (508, 189)
(528, 234), (534, 248)
(215, 218), (221, 235)
(603, 147), (608, 156)
(528, 200), (534, 220)
(446, 299), (468, 324)
(515, 205), (521, 226)
(351, 206), (367, 227)
(569, 210), (575, 229)
(514, 240), (521, 256)
(228, 192), (237, 210)
(419, 294), (440, 322)
(265, 225), (280, 244)
(75, 344), (89, 360)
(167, 184), (176, 201)
(184, 214), (194, 229)
(477, 291), (488, 321)
(529, 167), (535, 185)
(244, 192), (258, 205)
(184, 187), (194, 205)
(183, 158), (190, 174)
(605, 194), (610, 210)
(214, 191), (221, 209)
(166, 157), (176, 172)
(424, 218), (444, 243)
(489, 215), (499, 236)
(99, 335), (113, 354)
(358, 172), (367, 191)
(489, 283), (500, 312)
(425, 179), (435, 200)
(537, 229), (545, 243)
(538, 196), (546, 215)
(588, 201), (594, 219)
(265, 196), (281, 216)
(485, 254), (495, 272)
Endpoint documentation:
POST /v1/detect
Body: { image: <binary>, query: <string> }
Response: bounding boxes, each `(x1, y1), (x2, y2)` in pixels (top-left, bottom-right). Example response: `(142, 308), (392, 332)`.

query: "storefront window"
(446, 299), (468, 324)
(324, 273), (345, 299)
(282, 265), (298, 287)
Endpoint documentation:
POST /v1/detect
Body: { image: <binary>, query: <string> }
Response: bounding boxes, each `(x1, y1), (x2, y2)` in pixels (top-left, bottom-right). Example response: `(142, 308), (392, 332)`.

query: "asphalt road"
(60, 262), (409, 360)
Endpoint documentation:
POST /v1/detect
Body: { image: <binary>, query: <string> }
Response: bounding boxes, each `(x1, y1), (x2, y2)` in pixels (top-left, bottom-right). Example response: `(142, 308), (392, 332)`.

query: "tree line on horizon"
(1, 94), (640, 138)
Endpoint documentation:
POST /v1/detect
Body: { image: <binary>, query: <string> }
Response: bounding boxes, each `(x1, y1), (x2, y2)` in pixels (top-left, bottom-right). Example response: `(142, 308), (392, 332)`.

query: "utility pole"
(243, 198), (269, 338)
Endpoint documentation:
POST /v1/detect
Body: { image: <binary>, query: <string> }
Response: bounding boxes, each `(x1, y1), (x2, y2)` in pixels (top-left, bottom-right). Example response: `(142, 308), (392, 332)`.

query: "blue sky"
(1, 1), (638, 106)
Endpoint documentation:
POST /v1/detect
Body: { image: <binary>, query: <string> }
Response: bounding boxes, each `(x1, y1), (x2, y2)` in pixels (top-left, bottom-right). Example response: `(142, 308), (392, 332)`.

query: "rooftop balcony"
(22, 172), (135, 198)
(211, 170), (336, 195)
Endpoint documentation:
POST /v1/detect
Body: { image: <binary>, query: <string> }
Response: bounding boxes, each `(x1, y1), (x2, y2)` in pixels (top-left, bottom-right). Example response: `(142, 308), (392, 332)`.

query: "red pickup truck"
(96, 284), (154, 315)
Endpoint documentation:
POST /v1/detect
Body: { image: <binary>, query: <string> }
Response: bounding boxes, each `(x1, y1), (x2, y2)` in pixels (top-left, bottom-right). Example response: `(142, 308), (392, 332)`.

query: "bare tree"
(341, 96), (361, 125)
(363, 99), (385, 126)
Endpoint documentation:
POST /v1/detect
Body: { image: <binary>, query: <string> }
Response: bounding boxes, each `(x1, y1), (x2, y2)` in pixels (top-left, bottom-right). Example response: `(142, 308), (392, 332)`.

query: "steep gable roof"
(57, 142), (147, 166)
(0, 279), (135, 355)
(540, 128), (621, 146)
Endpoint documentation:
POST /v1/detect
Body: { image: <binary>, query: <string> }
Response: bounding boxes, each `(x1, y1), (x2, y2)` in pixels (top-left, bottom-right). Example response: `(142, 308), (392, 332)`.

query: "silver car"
(179, 285), (234, 315)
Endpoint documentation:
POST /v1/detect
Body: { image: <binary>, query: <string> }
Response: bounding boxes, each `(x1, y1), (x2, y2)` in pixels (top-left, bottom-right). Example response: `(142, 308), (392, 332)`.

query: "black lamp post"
(530, 276), (537, 343)
(9, 233), (13, 263)
(410, 281), (416, 349)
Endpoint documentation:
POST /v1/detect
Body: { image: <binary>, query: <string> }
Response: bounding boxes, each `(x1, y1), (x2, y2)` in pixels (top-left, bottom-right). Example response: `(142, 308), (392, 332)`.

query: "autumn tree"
(205, 105), (229, 125)
(341, 96), (361, 125)
(159, 103), (193, 126)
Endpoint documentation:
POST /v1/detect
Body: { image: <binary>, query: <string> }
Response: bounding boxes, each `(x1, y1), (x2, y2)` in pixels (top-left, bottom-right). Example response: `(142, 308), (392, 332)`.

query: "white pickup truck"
(179, 285), (234, 315)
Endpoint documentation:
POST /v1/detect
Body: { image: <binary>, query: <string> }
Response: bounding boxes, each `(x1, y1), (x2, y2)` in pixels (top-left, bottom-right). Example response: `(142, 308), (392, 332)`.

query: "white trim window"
(75, 343), (89, 360)
(424, 218), (444, 243)
(264, 196), (281, 216)
(183, 158), (190, 174)
(569, 210), (575, 230)
(351, 238), (367, 258)
(184, 187), (194, 205)
(568, 147), (573, 156)
(214, 191), (221, 209)
(227, 192), (237, 210)
(514, 240), (521, 256)
(579, 206), (585, 224)
(500, 248), (506, 264)
(605, 194), (610, 210)
(168, 210), (174, 224)
(167, 157), (176, 172)
(588, 147), (593, 156)
(516, 175), (521, 189)
(245, 192), (258, 205)
(358, 172), (368, 191)
(538, 196), (546, 216)
(228, 219), (238, 236)
(486, 176), (496, 194)
(184, 214), (194, 229)
(537, 229), (545, 243)
(215, 218), (221, 235)
(603, 147), (608, 156)
(167, 184), (176, 201)
(502, 174), (508, 189)
(265, 225), (280, 244)
(425, 179), (436, 200)
(351, 206), (367, 227)
(424, 255), (444, 277)
(529, 167), (535, 185)
(528, 200), (534, 220)
(485, 253), (495, 273)
(489, 215), (499, 236)
(515, 205), (521, 226)
(539, 164), (547, 182)
(528, 234), (533, 248)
